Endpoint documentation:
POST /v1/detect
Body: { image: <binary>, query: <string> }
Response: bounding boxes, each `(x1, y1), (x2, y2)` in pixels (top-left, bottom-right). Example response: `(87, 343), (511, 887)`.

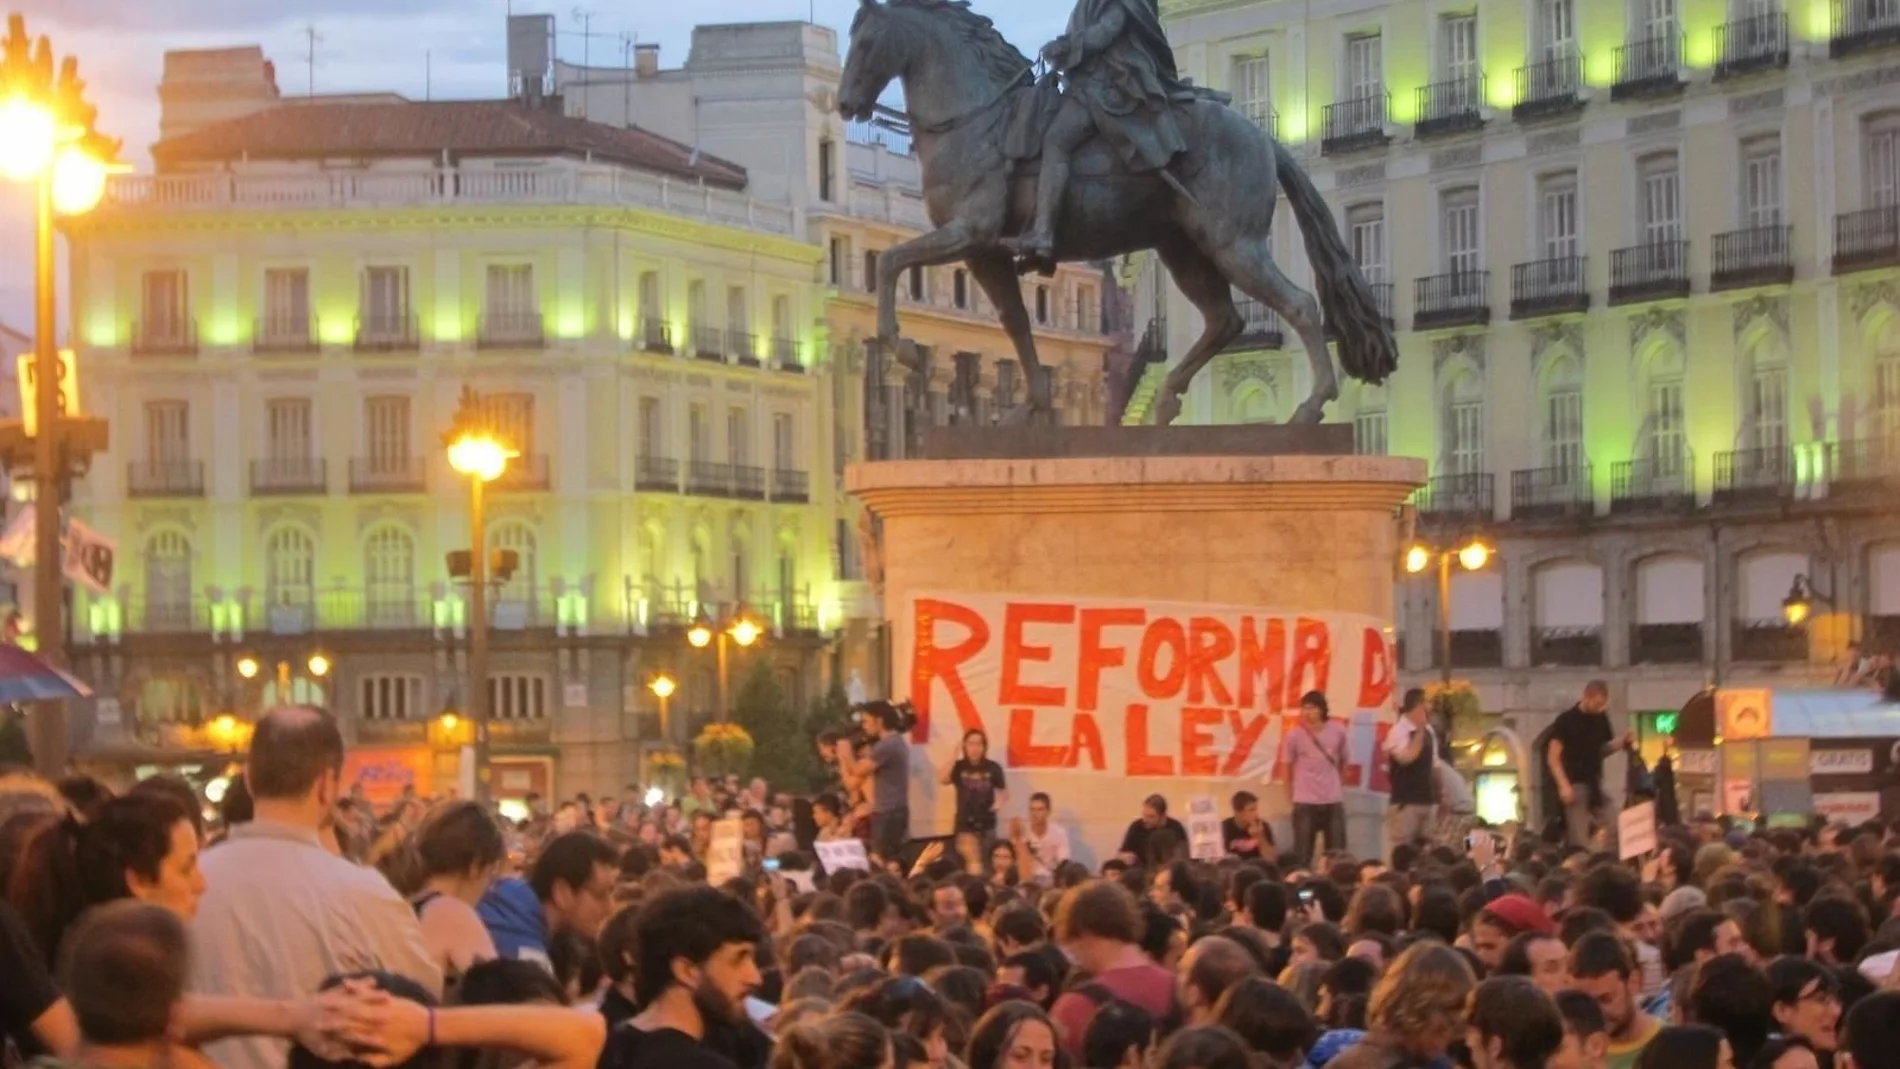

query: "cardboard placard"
(814, 838), (871, 873)
(1618, 801), (1657, 860)
(707, 818), (746, 885)
(1187, 796), (1225, 861)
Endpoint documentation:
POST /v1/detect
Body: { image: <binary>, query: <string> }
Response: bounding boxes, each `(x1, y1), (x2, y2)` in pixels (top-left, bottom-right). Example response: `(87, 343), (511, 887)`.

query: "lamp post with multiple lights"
(1403, 535), (1495, 687)
(444, 387), (516, 798)
(0, 15), (120, 773)
(648, 673), (677, 741)
(687, 610), (762, 723)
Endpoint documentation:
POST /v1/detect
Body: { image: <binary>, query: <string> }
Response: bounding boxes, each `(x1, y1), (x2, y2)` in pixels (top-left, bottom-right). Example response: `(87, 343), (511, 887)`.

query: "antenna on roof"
(303, 24), (323, 97)
(426, 50), (432, 101)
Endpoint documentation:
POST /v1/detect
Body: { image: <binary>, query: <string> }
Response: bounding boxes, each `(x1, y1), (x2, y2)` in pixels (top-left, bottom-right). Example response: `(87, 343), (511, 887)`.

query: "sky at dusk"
(0, 0), (1077, 331)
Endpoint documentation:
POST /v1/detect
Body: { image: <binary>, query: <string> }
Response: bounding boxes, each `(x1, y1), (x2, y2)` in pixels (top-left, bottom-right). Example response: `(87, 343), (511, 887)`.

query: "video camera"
(847, 698), (918, 748)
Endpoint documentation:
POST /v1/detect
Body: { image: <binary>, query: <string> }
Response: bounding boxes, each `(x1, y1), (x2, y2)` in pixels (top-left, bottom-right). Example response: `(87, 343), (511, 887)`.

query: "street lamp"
(236, 656), (260, 680)
(306, 652), (331, 677)
(1782, 573), (1828, 627)
(648, 672), (677, 741)
(688, 608), (762, 722)
(444, 387), (517, 798)
(1404, 534), (1495, 685)
(0, 20), (122, 774)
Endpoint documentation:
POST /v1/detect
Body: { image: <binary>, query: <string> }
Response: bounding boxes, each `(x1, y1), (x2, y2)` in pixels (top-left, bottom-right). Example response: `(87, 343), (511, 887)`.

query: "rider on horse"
(1011, 0), (1202, 267)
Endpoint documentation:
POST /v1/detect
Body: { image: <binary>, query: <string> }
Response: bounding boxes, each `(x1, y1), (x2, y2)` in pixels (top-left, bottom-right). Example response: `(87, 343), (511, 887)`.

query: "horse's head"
(839, 0), (902, 122)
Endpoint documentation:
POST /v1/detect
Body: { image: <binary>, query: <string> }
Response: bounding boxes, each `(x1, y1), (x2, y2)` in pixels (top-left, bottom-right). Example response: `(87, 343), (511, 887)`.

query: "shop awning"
(1753, 689), (1900, 739)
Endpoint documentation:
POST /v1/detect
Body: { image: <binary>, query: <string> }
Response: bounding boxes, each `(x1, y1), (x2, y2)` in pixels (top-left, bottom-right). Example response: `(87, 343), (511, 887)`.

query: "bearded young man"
(599, 887), (767, 1069)
(1566, 933), (1660, 1069)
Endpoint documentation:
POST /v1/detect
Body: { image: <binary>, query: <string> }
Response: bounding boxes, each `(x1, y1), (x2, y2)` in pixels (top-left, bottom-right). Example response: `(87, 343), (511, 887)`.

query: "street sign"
(16, 349), (80, 438)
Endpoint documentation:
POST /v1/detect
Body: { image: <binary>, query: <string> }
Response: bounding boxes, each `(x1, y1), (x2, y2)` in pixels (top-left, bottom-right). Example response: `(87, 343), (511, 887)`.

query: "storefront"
(1709, 687), (1900, 823)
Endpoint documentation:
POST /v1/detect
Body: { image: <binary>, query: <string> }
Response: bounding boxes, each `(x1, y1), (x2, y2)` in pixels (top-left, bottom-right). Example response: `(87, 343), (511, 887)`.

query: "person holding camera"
(851, 701), (912, 862)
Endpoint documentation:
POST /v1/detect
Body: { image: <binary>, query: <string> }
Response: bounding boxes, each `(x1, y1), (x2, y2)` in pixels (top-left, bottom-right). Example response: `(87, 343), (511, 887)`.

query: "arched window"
(487, 521), (539, 609)
(1539, 354), (1584, 476)
(1641, 343), (1687, 474)
(1740, 331), (1787, 455)
(264, 526), (316, 632)
(364, 525), (415, 627)
(143, 530), (193, 632)
(1231, 381), (1279, 424)
(1440, 367), (1484, 476)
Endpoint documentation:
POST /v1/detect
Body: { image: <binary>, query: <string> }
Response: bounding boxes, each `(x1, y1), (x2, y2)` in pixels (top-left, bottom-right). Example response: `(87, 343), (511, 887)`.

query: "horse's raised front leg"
(874, 221), (982, 352)
(965, 249), (1049, 423)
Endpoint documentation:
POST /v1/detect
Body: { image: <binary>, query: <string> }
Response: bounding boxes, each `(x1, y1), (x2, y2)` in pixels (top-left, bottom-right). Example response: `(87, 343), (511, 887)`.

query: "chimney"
(634, 43), (660, 79)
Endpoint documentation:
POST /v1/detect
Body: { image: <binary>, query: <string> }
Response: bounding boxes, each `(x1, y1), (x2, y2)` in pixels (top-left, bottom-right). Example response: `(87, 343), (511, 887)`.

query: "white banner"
(1814, 791), (1881, 824)
(0, 504), (115, 595)
(1810, 750), (1874, 776)
(897, 591), (1399, 858)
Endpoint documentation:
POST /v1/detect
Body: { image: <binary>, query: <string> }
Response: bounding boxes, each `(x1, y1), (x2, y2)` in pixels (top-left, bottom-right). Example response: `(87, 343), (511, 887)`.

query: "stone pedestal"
(847, 428), (1426, 864)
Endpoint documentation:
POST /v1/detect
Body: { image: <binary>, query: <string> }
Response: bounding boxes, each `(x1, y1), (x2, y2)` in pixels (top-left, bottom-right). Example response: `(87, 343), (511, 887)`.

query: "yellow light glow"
(209, 714), (239, 747)
(649, 674), (677, 699)
(1457, 540), (1492, 572)
(0, 97), (57, 182)
(1783, 599), (1811, 627)
(729, 617), (762, 647)
(236, 656), (260, 679)
(307, 653), (331, 677)
(687, 621), (713, 648)
(1404, 544), (1432, 575)
(1805, 0), (1832, 40)
(439, 712), (460, 732)
(447, 434), (516, 482)
(50, 146), (108, 215)
(1584, 52), (1618, 88)
(1486, 78), (1520, 111)
(1682, 32), (1716, 70)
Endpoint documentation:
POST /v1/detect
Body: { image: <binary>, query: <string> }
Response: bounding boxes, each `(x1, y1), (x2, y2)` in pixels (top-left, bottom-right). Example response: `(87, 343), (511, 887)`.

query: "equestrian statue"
(838, 0), (1397, 425)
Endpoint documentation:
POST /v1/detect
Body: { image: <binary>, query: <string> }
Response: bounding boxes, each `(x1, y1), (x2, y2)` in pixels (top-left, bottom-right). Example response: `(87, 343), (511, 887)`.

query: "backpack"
(1062, 979), (1185, 1039)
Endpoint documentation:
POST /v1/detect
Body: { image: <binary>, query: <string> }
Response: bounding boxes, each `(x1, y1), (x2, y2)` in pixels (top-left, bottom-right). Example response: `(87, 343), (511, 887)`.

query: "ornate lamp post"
(686, 609), (762, 722)
(444, 388), (515, 797)
(1403, 535), (1494, 687)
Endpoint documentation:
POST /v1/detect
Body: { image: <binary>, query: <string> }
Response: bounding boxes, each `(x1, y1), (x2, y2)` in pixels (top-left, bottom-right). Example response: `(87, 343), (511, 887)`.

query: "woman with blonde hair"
(1318, 943), (1476, 1069)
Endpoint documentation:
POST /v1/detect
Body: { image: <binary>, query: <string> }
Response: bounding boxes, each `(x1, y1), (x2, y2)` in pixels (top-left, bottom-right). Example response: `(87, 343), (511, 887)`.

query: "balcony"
(1231, 298), (1284, 350)
(1416, 472), (1494, 525)
(772, 467), (811, 502)
(1413, 271), (1490, 330)
(128, 459), (205, 498)
(1413, 76), (1486, 138)
(1831, 0), (1900, 57)
(1631, 622), (1703, 664)
(1510, 257), (1589, 319)
(1325, 282), (1394, 342)
(1715, 13), (1790, 78)
(1532, 627), (1603, 667)
(478, 310), (544, 349)
(771, 336), (803, 371)
(250, 457), (327, 496)
(1609, 240), (1691, 305)
(1733, 618), (1807, 662)
(640, 316), (674, 354)
(1825, 437), (1900, 497)
(1833, 207), (1900, 274)
(1512, 55), (1585, 122)
(492, 453), (551, 492)
(684, 460), (729, 496)
(354, 314), (420, 352)
(691, 325), (725, 361)
(727, 331), (762, 367)
(349, 456), (427, 494)
(732, 464), (766, 499)
(131, 318), (199, 357)
(1433, 630), (1504, 669)
(1712, 225), (1794, 290)
(1510, 464), (1594, 521)
(1613, 33), (1684, 99)
(254, 315), (319, 355)
(126, 597), (209, 635)
(1321, 93), (1390, 155)
(1714, 446), (1795, 507)
(635, 455), (679, 492)
(1610, 454), (1695, 514)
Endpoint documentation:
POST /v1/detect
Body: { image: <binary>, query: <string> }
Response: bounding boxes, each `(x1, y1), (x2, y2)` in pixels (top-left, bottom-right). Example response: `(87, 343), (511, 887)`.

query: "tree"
(731, 660), (810, 793)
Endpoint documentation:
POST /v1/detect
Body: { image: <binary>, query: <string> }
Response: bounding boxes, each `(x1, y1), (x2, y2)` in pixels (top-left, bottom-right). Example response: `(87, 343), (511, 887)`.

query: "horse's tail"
(1272, 139), (1397, 384)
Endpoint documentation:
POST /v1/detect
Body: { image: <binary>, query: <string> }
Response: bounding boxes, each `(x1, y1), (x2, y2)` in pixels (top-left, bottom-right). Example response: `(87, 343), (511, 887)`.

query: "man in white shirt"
(1383, 688), (1439, 855)
(1019, 791), (1071, 880)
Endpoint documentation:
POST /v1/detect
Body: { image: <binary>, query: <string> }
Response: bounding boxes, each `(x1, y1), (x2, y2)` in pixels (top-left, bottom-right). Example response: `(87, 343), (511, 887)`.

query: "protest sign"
(815, 838), (871, 873)
(1618, 802), (1657, 860)
(707, 818), (746, 886)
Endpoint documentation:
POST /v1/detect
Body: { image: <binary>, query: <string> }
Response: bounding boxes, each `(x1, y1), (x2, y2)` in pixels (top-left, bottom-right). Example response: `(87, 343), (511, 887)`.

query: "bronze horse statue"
(837, 0), (1397, 425)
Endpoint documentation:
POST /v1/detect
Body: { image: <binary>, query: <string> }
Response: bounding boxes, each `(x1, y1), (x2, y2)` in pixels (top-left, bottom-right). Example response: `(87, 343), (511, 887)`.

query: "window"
(1864, 113), (1899, 208)
(364, 396), (411, 471)
(265, 526), (315, 610)
(638, 271), (662, 323)
(361, 266), (409, 336)
(361, 675), (423, 721)
(1749, 362), (1787, 453)
(770, 295), (792, 346)
(638, 396), (663, 458)
(1441, 187), (1481, 276)
(485, 264), (536, 320)
(363, 526), (416, 626)
(141, 270), (188, 339)
(1035, 286), (1050, 325)
(818, 137), (836, 202)
(686, 280), (707, 333)
(487, 522), (537, 608)
(263, 268), (310, 340)
(907, 266), (925, 302)
(773, 412), (795, 472)
(1639, 0), (1678, 40)
(863, 251), (880, 294)
(144, 530), (193, 629)
(728, 407), (750, 466)
(483, 392), (535, 456)
(1354, 407), (1388, 455)
(828, 238), (847, 286)
(1742, 136), (1782, 228)
(1078, 286), (1100, 332)
(1648, 376), (1686, 472)
(1347, 202), (1386, 282)
(1538, 171), (1580, 262)
(1877, 354), (1900, 443)
(146, 400), (189, 464)
(953, 269), (969, 309)
(488, 674), (547, 720)
(1537, 0), (1577, 61)
(1231, 54), (1272, 131)
(1641, 153), (1682, 244)
(997, 360), (1021, 408)
(1440, 14), (1478, 99)
(1542, 362), (1584, 473)
(1443, 370), (1484, 476)
(1344, 32), (1383, 100)
(266, 398), (312, 462)
(726, 286), (748, 339)
(688, 402), (709, 463)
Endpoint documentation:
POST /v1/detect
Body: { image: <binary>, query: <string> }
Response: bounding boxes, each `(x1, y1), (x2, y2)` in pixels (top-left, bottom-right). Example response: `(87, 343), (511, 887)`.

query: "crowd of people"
(1, 696), (1899, 1069)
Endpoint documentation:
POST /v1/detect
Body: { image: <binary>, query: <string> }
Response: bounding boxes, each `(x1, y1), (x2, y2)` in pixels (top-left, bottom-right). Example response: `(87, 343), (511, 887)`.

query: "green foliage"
(692, 722), (754, 778)
(730, 663), (858, 795)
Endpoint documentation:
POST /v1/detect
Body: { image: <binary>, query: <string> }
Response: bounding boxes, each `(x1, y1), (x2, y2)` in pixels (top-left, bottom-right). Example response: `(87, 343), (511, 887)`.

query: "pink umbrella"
(0, 644), (92, 703)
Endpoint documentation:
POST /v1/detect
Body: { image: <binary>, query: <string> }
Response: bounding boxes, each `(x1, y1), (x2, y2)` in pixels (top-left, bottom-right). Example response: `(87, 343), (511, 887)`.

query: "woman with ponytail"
(5, 792), (203, 966)
(772, 1011), (895, 1069)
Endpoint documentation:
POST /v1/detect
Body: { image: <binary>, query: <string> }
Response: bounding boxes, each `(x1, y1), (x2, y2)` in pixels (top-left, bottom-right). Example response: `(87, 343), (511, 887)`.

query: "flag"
(0, 505), (115, 596)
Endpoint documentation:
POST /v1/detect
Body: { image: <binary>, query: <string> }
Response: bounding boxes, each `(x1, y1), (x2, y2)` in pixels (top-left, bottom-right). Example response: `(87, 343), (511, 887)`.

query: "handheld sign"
(1618, 802), (1657, 861)
(707, 818), (746, 885)
(815, 838), (871, 873)
(1188, 796), (1225, 861)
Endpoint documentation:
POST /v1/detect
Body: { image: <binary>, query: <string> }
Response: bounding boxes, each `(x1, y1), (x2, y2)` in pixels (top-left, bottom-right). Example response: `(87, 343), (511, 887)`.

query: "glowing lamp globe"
(0, 98), (57, 182)
(236, 656), (260, 679)
(1403, 544), (1432, 575)
(307, 653), (331, 677)
(1457, 540), (1491, 572)
(50, 146), (109, 215)
(648, 675), (677, 699)
(448, 434), (513, 482)
(729, 617), (762, 647)
(686, 621), (713, 649)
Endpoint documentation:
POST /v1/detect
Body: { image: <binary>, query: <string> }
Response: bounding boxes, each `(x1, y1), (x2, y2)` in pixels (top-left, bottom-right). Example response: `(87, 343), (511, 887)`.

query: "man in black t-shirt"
(599, 886), (767, 1069)
(1118, 794), (1189, 867)
(1220, 790), (1274, 861)
(1546, 680), (1633, 849)
(0, 898), (62, 1061)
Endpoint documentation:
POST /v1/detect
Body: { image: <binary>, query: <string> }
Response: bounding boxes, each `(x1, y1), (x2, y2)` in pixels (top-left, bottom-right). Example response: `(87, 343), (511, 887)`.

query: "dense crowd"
(1, 700), (1899, 1069)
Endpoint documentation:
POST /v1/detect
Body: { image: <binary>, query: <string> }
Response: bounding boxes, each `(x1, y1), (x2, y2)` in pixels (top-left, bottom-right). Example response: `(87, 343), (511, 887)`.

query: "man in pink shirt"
(1049, 882), (1177, 1058)
(1283, 689), (1349, 865)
